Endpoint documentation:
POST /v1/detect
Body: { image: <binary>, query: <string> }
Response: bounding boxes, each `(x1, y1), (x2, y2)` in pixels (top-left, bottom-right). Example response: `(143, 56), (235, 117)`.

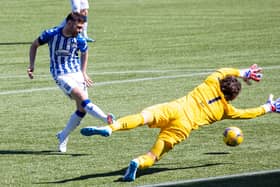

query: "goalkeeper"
(81, 64), (280, 181)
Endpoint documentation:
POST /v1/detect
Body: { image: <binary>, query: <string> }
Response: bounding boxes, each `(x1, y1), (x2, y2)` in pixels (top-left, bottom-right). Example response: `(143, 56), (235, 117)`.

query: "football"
(223, 126), (244, 146)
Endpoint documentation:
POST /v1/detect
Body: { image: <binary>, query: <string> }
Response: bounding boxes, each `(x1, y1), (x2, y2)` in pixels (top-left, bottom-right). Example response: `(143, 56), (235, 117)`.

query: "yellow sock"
(134, 140), (172, 170)
(137, 154), (155, 169)
(109, 114), (144, 131)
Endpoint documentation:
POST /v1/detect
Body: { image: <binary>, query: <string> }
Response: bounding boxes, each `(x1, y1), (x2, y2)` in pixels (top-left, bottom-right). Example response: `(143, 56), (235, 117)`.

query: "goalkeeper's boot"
(56, 132), (68, 153)
(80, 126), (112, 137)
(107, 113), (116, 124)
(123, 160), (139, 182)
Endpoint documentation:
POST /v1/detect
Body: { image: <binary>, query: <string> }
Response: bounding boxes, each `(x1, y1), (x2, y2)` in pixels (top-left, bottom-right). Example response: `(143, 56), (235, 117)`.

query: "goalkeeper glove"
(240, 64), (262, 85)
(263, 94), (280, 113)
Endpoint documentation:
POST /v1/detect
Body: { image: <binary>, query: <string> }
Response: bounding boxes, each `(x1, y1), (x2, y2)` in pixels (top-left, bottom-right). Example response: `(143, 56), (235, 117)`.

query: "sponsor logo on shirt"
(55, 49), (71, 56)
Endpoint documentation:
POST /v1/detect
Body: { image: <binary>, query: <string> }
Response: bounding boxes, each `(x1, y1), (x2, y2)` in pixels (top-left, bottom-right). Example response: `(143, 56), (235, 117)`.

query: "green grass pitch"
(0, 0), (279, 186)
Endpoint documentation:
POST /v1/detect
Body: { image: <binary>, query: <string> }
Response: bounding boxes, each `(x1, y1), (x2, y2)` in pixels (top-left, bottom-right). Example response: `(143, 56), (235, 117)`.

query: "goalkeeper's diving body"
(80, 64), (280, 182)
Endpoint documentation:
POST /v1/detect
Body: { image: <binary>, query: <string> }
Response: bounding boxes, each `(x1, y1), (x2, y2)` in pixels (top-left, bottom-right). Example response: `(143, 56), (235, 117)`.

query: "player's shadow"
(0, 42), (31, 45)
(38, 162), (231, 184)
(0, 150), (88, 157)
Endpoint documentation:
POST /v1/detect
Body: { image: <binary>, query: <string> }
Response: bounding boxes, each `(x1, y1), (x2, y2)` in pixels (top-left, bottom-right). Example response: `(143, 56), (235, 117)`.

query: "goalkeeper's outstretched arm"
(225, 94), (280, 119)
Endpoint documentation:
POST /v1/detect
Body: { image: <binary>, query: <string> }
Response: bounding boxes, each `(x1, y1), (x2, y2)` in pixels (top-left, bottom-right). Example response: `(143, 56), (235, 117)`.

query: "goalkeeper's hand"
(240, 64), (262, 85)
(263, 94), (280, 113)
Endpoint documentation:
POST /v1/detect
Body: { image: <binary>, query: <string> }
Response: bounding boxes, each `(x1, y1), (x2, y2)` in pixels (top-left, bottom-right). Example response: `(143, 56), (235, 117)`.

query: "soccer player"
(28, 12), (115, 153)
(72, 0), (94, 42)
(80, 64), (280, 181)
(60, 0), (94, 42)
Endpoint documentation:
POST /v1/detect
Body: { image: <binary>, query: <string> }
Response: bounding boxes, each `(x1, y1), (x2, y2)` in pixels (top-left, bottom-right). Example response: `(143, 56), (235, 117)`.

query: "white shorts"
(55, 72), (88, 98)
(70, 0), (89, 12)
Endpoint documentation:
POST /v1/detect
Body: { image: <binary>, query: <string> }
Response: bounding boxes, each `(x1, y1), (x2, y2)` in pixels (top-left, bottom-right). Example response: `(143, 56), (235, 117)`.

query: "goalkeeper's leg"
(81, 111), (154, 136)
(109, 113), (146, 131)
(123, 139), (172, 181)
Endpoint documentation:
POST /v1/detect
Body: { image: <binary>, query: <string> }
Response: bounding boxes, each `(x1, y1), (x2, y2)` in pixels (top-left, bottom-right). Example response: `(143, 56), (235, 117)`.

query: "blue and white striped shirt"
(38, 27), (88, 79)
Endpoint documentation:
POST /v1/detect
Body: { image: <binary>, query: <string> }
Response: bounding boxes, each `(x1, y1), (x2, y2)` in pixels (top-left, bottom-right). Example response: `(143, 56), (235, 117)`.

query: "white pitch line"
(0, 72), (209, 96)
(0, 87), (58, 95)
(0, 69), (209, 79)
(1, 65), (279, 96)
(96, 72), (209, 86)
(1, 65), (280, 79)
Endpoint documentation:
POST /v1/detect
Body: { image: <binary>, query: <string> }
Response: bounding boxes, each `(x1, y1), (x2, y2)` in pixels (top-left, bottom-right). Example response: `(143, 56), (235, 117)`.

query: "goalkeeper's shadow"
(124, 162), (232, 182)
(37, 162), (232, 184)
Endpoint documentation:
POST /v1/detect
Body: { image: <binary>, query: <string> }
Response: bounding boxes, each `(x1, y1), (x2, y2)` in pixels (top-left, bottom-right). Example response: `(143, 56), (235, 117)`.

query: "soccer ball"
(223, 126), (244, 146)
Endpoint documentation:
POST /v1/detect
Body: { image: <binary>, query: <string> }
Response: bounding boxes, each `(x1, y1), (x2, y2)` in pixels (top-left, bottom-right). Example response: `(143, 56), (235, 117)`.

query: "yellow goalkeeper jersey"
(179, 68), (266, 130)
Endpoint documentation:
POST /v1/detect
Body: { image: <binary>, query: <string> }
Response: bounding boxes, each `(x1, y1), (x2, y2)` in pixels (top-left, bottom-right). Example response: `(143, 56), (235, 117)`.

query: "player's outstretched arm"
(263, 94), (280, 113)
(239, 64), (262, 85)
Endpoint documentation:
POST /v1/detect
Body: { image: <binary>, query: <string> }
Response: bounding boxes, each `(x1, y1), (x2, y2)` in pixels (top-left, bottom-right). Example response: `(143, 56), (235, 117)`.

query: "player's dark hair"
(220, 76), (241, 101)
(66, 12), (86, 23)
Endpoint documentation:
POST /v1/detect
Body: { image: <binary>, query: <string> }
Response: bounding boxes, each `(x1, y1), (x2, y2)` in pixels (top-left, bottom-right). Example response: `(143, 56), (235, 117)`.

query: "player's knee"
(141, 111), (154, 124)
(71, 88), (87, 101)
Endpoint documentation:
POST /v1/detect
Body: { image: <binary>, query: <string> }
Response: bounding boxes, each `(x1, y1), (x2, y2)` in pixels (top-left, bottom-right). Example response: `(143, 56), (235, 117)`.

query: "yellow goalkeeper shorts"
(143, 100), (192, 148)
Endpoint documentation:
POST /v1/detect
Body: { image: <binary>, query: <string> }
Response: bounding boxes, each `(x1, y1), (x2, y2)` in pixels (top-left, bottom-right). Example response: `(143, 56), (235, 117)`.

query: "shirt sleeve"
(77, 35), (88, 53)
(38, 28), (57, 45)
(224, 104), (266, 119)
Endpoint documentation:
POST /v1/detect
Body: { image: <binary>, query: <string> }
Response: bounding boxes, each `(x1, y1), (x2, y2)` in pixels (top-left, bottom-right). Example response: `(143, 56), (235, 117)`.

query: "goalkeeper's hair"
(220, 76), (241, 101)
